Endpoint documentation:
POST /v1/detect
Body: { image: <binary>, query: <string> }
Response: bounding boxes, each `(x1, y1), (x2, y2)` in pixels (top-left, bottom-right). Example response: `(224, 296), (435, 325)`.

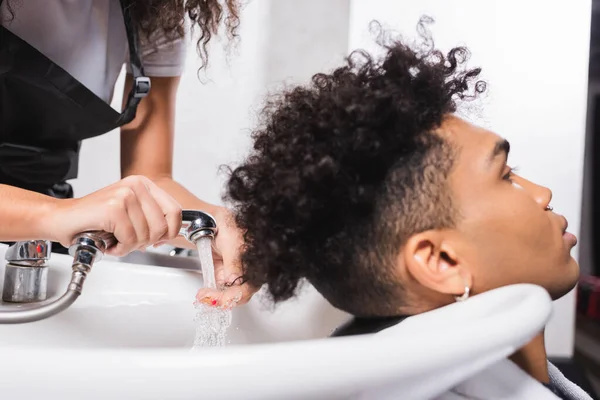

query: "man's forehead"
(440, 116), (507, 204)
(437, 115), (502, 150)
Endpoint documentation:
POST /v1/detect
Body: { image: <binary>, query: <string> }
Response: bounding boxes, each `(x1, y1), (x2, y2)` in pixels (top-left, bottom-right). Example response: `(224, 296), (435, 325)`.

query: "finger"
(216, 231), (243, 272)
(211, 258), (226, 286)
(211, 241), (223, 258)
(196, 284), (256, 309)
(106, 243), (129, 257)
(106, 188), (141, 256)
(121, 188), (150, 251)
(219, 287), (246, 308)
(196, 288), (224, 306)
(128, 179), (169, 245)
(219, 254), (244, 289)
(145, 180), (182, 241)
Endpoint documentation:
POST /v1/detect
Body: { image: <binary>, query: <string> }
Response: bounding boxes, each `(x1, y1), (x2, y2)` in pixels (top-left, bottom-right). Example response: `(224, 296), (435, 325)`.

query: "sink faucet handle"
(0, 231), (116, 323)
(68, 231), (117, 258)
(5, 240), (51, 264)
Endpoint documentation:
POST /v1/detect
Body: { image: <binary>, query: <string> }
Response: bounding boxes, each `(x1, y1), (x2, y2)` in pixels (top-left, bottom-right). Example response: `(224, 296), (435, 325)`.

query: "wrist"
(150, 175), (220, 216)
(204, 203), (222, 218)
(35, 196), (66, 242)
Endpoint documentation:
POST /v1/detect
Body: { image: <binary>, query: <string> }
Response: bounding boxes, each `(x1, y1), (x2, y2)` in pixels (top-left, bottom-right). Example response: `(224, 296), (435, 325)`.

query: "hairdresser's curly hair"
(129, 0), (240, 69)
(0, 0), (240, 69)
(226, 19), (486, 317)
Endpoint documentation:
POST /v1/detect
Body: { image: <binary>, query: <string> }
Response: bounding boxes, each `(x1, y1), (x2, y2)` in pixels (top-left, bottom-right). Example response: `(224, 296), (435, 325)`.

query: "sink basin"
(0, 246), (349, 349)
(0, 245), (553, 399)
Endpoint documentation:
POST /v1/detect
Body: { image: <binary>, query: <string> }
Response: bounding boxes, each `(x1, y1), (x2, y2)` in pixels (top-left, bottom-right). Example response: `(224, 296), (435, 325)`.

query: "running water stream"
(191, 236), (232, 349)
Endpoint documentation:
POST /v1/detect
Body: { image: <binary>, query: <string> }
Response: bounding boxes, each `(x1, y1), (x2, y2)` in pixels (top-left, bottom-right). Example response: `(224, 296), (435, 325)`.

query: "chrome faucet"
(170, 210), (217, 256)
(0, 232), (115, 324)
(3, 240), (51, 303)
(0, 209), (217, 324)
(180, 210), (218, 244)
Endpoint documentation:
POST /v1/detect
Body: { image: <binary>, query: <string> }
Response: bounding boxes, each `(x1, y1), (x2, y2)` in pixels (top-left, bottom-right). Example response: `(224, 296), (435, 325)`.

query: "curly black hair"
(128, 0), (240, 70)
(226, 19), (486, 317)
(0, 0), (240, 70)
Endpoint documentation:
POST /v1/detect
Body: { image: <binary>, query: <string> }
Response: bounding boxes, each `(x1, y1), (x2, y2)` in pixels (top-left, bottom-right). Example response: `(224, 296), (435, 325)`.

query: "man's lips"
(559, 215), (577, 246)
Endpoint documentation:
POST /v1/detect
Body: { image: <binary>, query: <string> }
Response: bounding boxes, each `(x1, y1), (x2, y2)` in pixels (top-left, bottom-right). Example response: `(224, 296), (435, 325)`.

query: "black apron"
(0, 0), (150, 198)
(0, 0), (150, 251)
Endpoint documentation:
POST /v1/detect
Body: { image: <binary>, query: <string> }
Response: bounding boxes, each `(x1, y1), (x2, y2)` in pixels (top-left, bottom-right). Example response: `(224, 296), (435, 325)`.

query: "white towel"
(431, 360), (594, 400)
(547, 361), (594, 400)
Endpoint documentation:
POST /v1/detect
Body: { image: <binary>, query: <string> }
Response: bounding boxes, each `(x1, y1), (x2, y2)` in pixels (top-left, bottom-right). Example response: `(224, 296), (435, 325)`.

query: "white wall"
(348, 0), (591, 358)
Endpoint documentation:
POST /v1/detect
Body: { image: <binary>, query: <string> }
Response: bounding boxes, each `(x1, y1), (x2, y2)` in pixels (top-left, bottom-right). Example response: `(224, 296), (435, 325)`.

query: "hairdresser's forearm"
(0, 184), (58, 241)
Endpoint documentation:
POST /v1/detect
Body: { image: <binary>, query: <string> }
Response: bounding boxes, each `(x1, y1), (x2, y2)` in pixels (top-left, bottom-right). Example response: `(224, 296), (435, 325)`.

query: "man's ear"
(403, 231), (472, 297)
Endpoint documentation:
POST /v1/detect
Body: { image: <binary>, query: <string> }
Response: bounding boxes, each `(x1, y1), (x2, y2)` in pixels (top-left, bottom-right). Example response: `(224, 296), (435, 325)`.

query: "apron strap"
(117, 0), (151, 125)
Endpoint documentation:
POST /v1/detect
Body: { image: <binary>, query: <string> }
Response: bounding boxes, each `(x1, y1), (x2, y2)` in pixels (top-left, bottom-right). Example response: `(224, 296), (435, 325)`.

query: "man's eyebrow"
(489, 139), (510, 164)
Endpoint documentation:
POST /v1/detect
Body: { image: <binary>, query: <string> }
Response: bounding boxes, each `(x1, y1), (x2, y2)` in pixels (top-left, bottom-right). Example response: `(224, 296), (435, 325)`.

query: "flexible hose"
(0, 270), (85, 324)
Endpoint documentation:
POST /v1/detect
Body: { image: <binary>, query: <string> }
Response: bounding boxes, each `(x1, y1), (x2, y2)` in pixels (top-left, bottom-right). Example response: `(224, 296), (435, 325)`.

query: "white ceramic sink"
(0, 245), (553, 399)
(0, 247), (348, 349)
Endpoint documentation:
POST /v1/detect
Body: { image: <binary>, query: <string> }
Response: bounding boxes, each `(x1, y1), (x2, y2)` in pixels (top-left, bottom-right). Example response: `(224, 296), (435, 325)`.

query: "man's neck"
(509, 331), (550, 383)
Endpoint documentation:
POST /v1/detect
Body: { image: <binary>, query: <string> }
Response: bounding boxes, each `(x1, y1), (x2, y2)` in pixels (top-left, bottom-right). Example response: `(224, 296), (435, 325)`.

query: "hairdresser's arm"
(0, 178), (182, 257)
(120, 76), (208, 248)
(0, 184), (61, 241)
(120, 75), (254, 305)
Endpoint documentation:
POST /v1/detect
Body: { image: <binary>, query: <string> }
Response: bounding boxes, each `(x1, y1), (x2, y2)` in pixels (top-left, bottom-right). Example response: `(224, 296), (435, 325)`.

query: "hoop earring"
(454, 285), (470, 302)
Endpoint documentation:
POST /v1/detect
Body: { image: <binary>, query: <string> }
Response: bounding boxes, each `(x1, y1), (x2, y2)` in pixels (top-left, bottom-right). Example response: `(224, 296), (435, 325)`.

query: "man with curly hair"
(200, 23), (592, 399)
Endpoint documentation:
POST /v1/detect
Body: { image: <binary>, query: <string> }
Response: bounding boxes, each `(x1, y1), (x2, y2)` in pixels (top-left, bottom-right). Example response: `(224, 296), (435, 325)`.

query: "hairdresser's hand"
(195, 207), (258, 308)
(43, 175), (182, 256)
